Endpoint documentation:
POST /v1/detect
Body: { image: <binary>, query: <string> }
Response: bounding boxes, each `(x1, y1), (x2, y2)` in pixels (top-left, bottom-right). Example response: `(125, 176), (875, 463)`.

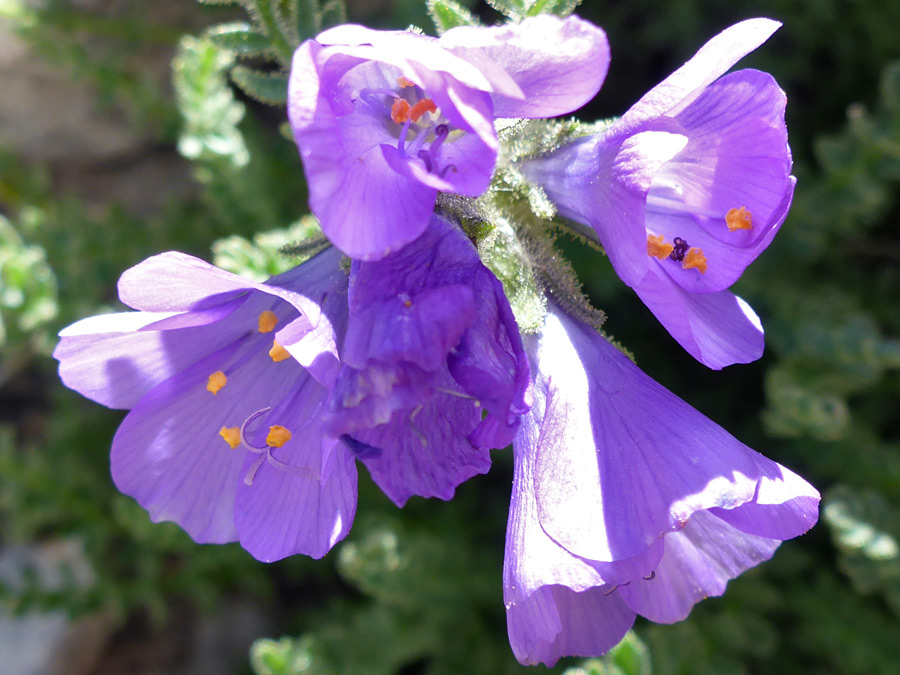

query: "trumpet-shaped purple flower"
(288, 15), (609, 260)
(327, 213), (531, 506)
(54, 248), (356, 562)
(523, 19), (793, 369)
(504, 303), (819, 666)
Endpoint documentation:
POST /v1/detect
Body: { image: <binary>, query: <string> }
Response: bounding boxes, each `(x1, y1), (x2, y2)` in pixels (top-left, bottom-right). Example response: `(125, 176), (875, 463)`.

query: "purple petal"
(234, 379), (357, 562)
(631, 265), (765, 369)
(530, 304), (815, 563)
(661, 70), (792, 249)
(449, 266), (531, 448)
(441, 15), (610, 118)
(521, 137), (654, 288)
(346, 370), (489, 506)
(289, 32), (501, 260)
(111, 328), (307, 544)
(117, 252), (259, 312)
(618, 18), (781, 134)
(343, 285), (476, 371)
(326, 361), (438, 435)
(504, 396), (635, 666)
(618, 510), (781, 623)
(315, 140), (438, 261)
(54, 302), (243, 409)
(506, 585), (636, 667)
(709, 463), (821, 540)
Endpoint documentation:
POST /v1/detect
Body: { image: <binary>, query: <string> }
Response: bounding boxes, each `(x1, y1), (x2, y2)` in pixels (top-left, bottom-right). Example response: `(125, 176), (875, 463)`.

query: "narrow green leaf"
(484, 0), (527, 21)
(426, 0), (481, 34)
(231, 66), (289, 105)
(318, 0), (346, 31)
(244, 0), (296, 64)
(525, 0), (582, 17)
(207, 22), (273, 56)
(290, 0), (319, 41)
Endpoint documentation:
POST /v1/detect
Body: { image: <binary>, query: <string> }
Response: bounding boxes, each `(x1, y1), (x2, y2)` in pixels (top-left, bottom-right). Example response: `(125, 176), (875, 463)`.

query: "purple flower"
(326, 213), (531, 506)
(54, 248), (357, 562)
(503, 303), (819, 666)
(523, 19), (793, 369)
(288, 15), (609, 260)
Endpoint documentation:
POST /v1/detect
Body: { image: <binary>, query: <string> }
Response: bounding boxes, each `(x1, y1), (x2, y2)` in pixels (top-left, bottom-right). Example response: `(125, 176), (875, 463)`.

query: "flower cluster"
(55, 12), (818, 668)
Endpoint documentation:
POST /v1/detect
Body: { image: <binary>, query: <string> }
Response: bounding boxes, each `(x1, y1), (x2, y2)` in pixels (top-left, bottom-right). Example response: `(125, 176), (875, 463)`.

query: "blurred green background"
(1, 0), (898, 673)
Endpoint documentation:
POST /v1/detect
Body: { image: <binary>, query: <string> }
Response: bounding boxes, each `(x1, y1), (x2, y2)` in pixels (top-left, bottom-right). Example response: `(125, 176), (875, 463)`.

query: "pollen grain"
(207, 370), (227, 395)
(391, 98), (412, 124)
(682, 248), (709, 274)
(647, 234), (674, 259)
(219, 426), (241, 449)
(726, 206), (753, 231)
(266, 425), (292, 448)
(258, 310), (278, 333)
(269, 340), (291, 363)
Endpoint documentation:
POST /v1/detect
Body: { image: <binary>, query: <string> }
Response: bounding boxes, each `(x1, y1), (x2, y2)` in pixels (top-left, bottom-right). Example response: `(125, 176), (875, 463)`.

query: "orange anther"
(207, 371), (227, 395)
(726, 206), (752, 231)
(258, 310), (278, 333)
(409, 99), (437, 123)
(682, 248), (708, 274)
(269, 340), (291, 362)
(397, 76), (416, 88)
(266, 425), (292, 448)
(219, 426), (241, 449)
(391, 98), (411, 124)
(647, 234), (674, 259)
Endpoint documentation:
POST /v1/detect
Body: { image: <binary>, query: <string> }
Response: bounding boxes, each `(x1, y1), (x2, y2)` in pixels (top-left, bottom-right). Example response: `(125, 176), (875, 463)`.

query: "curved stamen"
(266, 451), (318, 480)
(396, 117), (413, 154)
(438, 164), (458, 179)
(417, 149), (432, 173)
(243, 453), (267, 486)
(240, 407), (272, 451)
(359, 87), (400, 112)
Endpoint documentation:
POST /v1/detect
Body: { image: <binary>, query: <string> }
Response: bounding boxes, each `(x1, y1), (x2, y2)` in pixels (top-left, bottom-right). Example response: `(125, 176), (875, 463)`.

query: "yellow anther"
(397, 76), (415, 88)
(647, 233), (674, 259)
(258, 310), (278, 333)
(391, 98), (412, 124)
(219, 426), (241, 449)
(726, 206), (752, 231)
(266, 425), (292, 448)
(269, 340), (291, 362)
(207, 371), (227, 395)
(682, 247), (709, 274)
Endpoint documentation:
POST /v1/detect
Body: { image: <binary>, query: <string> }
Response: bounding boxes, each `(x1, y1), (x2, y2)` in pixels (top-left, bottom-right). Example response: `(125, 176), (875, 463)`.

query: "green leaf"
(173, 36), (249, 169)
(564, 631), (652, 675)
(207, 22), (273, 57)
(484, 0), (527, 21)
(824, 485), (900, 617)
(426, 0), (481, 34)
(318, 0), (346, 31)
(525, 0), (582, 17)
(231, 66), (289, 105)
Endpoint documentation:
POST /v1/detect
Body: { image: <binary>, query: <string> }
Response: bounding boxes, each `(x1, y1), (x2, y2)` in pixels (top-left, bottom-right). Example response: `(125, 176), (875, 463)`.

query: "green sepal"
(206, 22), (273, 57)
(231, 66), (289, 105)
(426, 0), (481, 35)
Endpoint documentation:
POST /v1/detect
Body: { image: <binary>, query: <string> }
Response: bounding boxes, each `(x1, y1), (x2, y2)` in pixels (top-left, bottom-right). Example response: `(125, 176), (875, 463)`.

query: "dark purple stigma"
(669, 237), (690, 262)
